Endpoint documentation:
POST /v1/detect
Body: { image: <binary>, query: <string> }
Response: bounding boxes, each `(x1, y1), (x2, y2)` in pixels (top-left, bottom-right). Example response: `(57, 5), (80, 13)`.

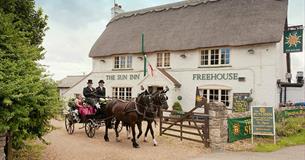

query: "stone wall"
(208, 102), (227, 151)
(0, 133), (6, 160)
(227, 111), (250, 119)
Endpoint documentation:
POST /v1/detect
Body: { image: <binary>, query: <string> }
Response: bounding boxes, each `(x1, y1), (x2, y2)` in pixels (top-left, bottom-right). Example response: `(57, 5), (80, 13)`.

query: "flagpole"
(142, 33), (147, 76)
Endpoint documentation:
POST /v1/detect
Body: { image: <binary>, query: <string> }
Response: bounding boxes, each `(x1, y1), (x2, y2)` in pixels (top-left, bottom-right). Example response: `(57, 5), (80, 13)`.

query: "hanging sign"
(284, 25), (303, 53)
(251, 106), (276, 144)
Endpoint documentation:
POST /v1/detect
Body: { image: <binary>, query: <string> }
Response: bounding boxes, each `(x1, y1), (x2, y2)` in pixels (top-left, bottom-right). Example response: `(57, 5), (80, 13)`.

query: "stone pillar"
(0, 133), (6, 160)
(208, 102), (227, 151)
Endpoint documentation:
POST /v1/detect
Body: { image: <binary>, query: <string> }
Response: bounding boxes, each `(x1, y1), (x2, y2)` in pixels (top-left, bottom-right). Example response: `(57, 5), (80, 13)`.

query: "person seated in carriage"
(83, 79), (97, 108)
(74, 94), (96, 121)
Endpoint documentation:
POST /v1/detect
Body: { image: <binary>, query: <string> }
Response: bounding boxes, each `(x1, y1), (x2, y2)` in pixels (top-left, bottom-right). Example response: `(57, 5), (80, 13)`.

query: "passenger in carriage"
(83, 79), (97, 108)
(96, 80), (106, 98)
(74, 94), (95, 121)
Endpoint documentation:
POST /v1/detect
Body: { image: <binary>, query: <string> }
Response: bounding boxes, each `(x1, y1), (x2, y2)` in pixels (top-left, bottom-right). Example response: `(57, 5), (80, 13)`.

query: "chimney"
(111, 3), (124, 18)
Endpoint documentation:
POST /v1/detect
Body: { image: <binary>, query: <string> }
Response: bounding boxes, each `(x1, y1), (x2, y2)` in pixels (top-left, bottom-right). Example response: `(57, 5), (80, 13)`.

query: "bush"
(68, 98), (76, 109)
(276, 117), (305, 137)
(172, 101), (184, 115)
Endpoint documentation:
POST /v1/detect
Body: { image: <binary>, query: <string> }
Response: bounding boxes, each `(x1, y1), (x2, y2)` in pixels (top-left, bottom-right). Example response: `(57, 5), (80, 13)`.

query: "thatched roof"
(57, 75), (86, 88)
(89, 0), (288, 58)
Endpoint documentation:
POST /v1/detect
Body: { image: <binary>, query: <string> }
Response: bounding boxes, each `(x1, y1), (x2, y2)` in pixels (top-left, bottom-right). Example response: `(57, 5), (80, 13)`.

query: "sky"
(35, 0), (305, 81)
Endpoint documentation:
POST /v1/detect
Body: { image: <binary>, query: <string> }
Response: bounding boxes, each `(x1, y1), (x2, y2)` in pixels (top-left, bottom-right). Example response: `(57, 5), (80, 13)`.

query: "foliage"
(68, 98), (76, 109)
(0, 0), (62, 153)
(255, 130), (305, 152)
(0, 0), (48, 46)
(276, 117), (305, 137)
(13, 140), (46, 160)
(275, 110), (285, 123)
(172, 101), (184, 115)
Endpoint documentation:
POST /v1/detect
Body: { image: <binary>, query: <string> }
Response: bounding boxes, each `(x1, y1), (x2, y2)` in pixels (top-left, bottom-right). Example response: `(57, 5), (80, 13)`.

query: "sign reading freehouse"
(193, 73), (238, 80)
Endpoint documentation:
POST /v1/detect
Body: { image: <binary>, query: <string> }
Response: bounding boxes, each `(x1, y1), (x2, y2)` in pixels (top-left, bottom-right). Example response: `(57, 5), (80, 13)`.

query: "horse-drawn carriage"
(64, 97), (123, 138)
(64, 86), (169, 148)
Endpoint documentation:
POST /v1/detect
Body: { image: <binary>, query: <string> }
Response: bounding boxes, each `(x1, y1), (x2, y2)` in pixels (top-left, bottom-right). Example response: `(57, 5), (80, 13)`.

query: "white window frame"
(200, 48), (230, 66)
(157, 52), (170, 68)
(199, 88), (230, 107)
(112, 87), (132, 100)
(114, 55), (132, 69)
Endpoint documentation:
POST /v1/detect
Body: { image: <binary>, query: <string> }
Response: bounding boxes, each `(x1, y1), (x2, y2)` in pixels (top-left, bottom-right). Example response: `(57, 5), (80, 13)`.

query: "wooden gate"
(159, 106), (210, 147)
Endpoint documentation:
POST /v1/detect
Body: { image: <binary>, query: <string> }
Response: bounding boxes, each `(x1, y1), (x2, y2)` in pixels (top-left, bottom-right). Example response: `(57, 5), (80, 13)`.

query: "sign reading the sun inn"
(106, 74), (140, 81)
(284, 25), (303, 53)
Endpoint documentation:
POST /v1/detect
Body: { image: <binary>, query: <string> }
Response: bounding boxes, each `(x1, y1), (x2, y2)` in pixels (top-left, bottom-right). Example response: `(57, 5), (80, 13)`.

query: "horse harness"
(112, 99), (155, 120)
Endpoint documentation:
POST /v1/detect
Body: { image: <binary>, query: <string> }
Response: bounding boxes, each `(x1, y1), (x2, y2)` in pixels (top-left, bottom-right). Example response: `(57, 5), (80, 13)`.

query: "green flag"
(141, 33), (147, 76)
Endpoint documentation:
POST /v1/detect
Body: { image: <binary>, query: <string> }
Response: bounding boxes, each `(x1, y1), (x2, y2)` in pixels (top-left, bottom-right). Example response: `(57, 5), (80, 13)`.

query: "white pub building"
(61, 0), (301, 111)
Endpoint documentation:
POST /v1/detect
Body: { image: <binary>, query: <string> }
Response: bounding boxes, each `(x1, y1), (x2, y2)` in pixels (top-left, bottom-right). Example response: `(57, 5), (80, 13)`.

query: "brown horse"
(143, 88), (169, 146)
(104, 93), (153, 148)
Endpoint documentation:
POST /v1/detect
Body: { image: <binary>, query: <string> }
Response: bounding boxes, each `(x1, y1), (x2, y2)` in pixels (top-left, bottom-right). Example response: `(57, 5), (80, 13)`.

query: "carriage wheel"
(85, 120), (96, 138)
(65, 115), (75, 135)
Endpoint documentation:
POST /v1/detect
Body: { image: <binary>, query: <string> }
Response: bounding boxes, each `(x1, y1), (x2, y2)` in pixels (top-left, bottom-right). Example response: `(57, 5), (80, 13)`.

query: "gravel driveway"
(43, 120), (209, 160)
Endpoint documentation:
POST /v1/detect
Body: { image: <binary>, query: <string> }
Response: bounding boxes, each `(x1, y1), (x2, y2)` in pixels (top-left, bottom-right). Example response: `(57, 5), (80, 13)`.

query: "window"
(200, 50), (209, 65)
(200, 48), (230, 66)
(157, 52), (170, 67)
(112, 87), (132, 100)
(220, 48), (230, 65)
(114, 55), (132, 69)
(164, 52), (170, 67)
(199, 89), (230, 107)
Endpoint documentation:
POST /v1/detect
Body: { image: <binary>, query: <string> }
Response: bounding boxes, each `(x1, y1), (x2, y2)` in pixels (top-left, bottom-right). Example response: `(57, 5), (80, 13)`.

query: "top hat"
(98, 80), (105, 84)
(87, 79), (93, 84)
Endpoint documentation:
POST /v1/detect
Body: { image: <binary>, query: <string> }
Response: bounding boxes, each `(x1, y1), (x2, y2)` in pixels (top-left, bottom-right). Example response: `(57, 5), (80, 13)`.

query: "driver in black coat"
(83, 79), (97, 107)
(96, 80), (106, 98)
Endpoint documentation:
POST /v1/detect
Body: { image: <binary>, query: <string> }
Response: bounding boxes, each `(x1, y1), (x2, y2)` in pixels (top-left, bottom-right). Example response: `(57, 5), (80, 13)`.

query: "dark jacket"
(83, 87), (96, 98)
(96, 86), (106, 98)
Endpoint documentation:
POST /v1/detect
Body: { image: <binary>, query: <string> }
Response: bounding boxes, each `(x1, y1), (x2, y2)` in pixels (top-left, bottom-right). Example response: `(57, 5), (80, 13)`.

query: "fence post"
(208, 102), (227, 151)
(0, 133), (6, 160)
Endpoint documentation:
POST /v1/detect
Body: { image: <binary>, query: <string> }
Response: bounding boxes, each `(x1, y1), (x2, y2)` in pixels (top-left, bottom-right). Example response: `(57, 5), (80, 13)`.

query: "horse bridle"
(135, 94), (155, 120)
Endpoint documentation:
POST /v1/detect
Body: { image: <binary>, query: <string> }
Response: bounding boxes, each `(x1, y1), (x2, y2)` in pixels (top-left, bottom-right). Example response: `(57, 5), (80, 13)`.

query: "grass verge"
(254, 130), (305, 152)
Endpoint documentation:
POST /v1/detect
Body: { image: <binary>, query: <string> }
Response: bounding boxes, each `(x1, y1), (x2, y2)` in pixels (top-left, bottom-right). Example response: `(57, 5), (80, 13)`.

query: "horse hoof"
(104, 137), (109, 142)
(154, 144), (157, 146)
(116, 138), (121, 142)
(133, 145), (140, 148)
(144, 139), (147, 142)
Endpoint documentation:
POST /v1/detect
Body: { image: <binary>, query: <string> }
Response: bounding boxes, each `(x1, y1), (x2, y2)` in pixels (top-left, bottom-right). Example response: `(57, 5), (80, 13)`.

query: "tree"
(0, 1), (61, 159)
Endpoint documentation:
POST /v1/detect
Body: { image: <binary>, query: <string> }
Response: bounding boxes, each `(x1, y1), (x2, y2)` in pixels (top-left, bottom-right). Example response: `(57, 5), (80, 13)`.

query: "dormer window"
(114, 55), (132, 69)
(200, 48), (230, 66)
(157, 52), (170, 68)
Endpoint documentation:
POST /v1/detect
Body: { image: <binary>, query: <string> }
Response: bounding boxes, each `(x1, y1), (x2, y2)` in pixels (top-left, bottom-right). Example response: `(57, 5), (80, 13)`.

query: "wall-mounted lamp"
(248, 49), (255, 54)
(137, 56), (143, 60)
(100, 59), (106, 63)
(180, 54), (187, 58)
